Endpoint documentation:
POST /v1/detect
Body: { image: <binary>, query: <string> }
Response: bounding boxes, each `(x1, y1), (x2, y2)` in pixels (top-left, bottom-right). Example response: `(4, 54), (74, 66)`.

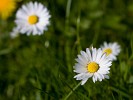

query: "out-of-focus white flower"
(14, 2), (51, 35)
(101, 42), (121, 61)
(10, 27), (19, 38)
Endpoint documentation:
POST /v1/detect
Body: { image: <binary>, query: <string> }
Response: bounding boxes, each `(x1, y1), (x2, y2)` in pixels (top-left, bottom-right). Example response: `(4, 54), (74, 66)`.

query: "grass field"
(0, 0), (133, 99)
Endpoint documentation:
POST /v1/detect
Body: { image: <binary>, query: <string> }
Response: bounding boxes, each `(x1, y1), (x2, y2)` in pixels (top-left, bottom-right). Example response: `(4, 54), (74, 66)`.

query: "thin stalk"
(65, 0), (72, 71)
(76, 13), (82, 52)
(64, 82), (81, 100)
(65, 0), (72, 26)
(65, 0), (72, 36)
(111, 92), (116, 100)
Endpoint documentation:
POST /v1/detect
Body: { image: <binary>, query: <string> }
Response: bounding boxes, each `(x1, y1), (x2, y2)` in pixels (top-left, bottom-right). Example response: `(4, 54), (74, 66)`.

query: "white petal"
(81, 78), (88, 85)
(92, 48), (97, 61)
(86, 48), (92, 61)
(92, 76), (96, 83)
(104, 75), (109, 79)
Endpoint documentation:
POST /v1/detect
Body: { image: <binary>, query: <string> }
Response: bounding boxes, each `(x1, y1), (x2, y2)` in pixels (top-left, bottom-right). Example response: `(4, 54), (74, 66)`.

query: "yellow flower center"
(103, 48), (112, 56)
(87, 62), (99, 73)
(0, 0), (16, 19)
(28, 15), (38, 25)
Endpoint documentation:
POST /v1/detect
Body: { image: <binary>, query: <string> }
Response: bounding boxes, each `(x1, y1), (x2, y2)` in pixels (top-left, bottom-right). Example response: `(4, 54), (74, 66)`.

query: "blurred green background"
(0, 0), (133, 99)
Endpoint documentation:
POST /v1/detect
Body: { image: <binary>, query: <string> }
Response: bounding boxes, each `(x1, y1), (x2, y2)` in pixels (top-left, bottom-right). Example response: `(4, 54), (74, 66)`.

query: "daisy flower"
(14, 2), (51, 35)
(74, 47), (112, 85)
(101, 42), (121, 61)
(0, 0), (17, 20)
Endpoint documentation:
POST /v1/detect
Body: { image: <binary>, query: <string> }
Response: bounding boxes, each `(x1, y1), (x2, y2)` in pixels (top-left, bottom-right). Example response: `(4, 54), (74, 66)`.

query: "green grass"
(0, 0), (133, 99)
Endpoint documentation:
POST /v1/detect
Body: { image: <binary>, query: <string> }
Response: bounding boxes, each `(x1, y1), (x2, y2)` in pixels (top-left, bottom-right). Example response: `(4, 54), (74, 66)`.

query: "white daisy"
(74, 47), (112, 85)
(101, 42), (121, 61)
(14, 2), (51, 35)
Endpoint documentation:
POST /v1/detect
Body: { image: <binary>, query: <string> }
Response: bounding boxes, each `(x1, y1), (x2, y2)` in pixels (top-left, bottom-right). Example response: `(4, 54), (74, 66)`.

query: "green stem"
(76, 13), (82, 52)
(65, 0), (72, 71)
(66, 0), (72, 25)
(65, 0), (72, 36)
(64, 82), (81, 100)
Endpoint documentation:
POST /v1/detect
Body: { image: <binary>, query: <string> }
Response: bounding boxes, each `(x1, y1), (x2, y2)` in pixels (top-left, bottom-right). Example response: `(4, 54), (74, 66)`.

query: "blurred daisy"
(10, 27), (19, 38)
(101, 42), (121, 61)
(0, 0), (17, 20)
(74, 47), (112, 85)
(14, 2), (51, 35)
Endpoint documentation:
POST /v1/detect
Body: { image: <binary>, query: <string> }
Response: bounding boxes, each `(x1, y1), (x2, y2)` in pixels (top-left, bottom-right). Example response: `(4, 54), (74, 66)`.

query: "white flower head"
(101, 42), (121, 61)
(73, 47), (112, 85)
(14, 2), (51, 35)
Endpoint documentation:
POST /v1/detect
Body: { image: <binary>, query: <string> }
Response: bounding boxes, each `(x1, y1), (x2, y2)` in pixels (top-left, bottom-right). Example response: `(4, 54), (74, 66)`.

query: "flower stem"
(66, 0), (72, 21)
(65, 0), (72, 36)
(64, 82), (81, 100)
(76, 12), (82, 52)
